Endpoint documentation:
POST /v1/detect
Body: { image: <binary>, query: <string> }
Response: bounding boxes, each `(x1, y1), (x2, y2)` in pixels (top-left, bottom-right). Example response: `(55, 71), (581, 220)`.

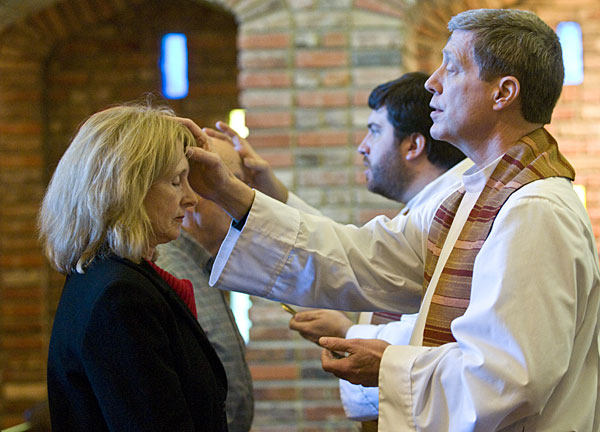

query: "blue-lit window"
(557, 22), (584, 86)
(160, 33), (189, 99)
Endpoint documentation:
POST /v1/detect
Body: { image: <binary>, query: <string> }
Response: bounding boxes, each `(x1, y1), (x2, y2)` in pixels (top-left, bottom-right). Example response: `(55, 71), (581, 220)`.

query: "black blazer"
(47, 255), (228, 431)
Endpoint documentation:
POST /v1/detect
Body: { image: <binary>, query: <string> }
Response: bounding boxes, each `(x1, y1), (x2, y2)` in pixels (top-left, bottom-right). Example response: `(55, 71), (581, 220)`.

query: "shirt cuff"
(339, 379), (379, 421)
(378, 345), (428, 432)
(209, 190), (300, 293)
(232, 207), (250, 230)
(346, 324), (381, 340)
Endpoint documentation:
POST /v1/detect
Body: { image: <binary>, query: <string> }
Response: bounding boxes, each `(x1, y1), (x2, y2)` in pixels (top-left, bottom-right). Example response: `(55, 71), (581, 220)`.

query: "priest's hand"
(289, 309), (353, 344)
(319, 337), (390, 387)
(204, 121), (289, 203)
(177, 117), (255, 221)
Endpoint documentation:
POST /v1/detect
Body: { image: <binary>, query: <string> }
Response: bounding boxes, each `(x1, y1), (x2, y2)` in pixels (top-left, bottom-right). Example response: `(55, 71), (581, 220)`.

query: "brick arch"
(206, 0), (290, 24)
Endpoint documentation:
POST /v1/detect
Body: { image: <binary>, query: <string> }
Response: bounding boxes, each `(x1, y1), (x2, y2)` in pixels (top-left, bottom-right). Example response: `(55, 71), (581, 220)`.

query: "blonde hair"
(39, 104), (197, 274)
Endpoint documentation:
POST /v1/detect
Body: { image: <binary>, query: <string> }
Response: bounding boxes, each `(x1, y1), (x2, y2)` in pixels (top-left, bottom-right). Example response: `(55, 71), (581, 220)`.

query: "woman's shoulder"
(70, 255), (148, 282)
(64, 255), (164, 304)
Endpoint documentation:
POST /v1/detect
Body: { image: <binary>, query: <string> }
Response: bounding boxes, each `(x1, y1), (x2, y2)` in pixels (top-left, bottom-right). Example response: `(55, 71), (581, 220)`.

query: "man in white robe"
(207, 72), (469, 425)
(183, 8), (600, 431)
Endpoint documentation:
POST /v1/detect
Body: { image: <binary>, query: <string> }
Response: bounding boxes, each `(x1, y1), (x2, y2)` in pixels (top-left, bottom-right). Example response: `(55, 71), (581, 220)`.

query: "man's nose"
(424, 69), (441, 95)
(357, 137), (370, 155)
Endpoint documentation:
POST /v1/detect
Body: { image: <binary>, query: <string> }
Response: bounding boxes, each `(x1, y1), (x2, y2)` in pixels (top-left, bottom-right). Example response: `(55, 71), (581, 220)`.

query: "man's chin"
(430, 125), (444, 141)
(366, 183), (378, 195)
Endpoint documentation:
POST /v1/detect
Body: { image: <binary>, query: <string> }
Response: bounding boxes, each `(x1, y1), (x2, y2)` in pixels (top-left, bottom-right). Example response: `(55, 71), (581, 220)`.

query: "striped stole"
(371, 311), (403, 325)
(422, 128), (575, 347)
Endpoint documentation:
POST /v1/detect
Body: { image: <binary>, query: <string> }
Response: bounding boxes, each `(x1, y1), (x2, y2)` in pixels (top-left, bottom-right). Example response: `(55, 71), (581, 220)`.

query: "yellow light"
(228, 109), (249, 139)
(573, 184), (587, 208)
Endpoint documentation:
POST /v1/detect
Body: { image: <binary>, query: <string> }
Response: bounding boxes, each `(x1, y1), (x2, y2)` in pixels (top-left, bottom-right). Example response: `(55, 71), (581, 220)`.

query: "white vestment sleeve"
(340, 314), (419, 420)
(346, 314), (418, 344)
(211, 190), (432, 312)
(285, 191), (322, 215)
(377, 178), (600, 431)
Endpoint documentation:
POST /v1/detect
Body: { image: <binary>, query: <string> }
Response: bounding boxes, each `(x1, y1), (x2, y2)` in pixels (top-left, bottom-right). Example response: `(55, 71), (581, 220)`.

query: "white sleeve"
(378, 179), (600, 431)
(346, 314), (417, 345)
(340, 314), (418, 420)
(285, 191), (322, 215)
(211, 190), (430, 312)
(339, 380), (379, 421)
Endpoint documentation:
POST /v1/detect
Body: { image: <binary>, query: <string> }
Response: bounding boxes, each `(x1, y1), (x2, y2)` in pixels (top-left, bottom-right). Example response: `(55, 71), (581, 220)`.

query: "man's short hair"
(448, 8), (564, 124)
(368, 72), (465, 170)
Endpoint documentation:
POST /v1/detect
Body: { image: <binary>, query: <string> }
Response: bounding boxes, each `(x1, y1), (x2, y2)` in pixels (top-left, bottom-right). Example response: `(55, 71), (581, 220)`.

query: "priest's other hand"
(319, 337), (390, 387)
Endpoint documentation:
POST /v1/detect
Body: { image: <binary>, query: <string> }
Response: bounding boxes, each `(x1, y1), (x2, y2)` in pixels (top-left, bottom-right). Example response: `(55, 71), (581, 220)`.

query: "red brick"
(248, 132), (291, 148)
(239, 71), (291, 88)
(323, 32), (347, 47)
(297, 131), (348, 147)
(253, 386), (297, 400)
(301, 387), (340, 400)
(259, 151), (293, 168)
(250, 327), (294, 340)
(355, 0), (404, 18)
(355, 169), (367, 185)
(241, 90), (292, 108)
(238, 33), (290, 49)
(0, 304), (44, 317)
(239, 52), (288, 69)
(0, 90), (41, 103)
(1, 286), (45, 301)
(245, 347), (293, 362)
(0, 154), (43, 168)
(297, 90), (349, 107)
(322, 70), (351, 87)
(296, 51), (348, 68)
(296, 346), (323, 360)
(354, 130), (367, 147)
(245, 112), (292, 129)
(353, 90), (370, 106)
(304, 404), (346, 421)
(0, 255), (44, 267)
(188, 33), (237, 49)
(2, 335), (45, 350)
(297, 169), (351, 187)
(0, 123), (42, 135)
(250, 364), (298, 380)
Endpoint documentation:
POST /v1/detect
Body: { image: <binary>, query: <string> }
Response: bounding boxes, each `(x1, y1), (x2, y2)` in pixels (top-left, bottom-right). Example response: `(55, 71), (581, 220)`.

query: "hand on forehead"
(211, 138), (244, 181)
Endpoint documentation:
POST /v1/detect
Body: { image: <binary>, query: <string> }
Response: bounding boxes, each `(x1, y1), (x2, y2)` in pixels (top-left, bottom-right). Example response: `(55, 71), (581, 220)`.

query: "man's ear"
(492, 76), (520, 111)
(404, 133), (426, 161)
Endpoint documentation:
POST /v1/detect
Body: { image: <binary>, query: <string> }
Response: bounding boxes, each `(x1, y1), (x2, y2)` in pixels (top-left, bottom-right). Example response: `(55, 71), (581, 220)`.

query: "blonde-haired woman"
(39, 104), (228, 431)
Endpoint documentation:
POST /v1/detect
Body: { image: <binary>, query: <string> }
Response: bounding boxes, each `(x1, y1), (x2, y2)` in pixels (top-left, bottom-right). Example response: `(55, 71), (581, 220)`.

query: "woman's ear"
(492, 76), (520, 111)
(404, 133), (426, 161)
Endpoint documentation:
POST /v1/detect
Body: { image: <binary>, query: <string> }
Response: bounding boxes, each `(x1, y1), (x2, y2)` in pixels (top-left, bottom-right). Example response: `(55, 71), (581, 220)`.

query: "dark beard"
(367, 158), (412, 203)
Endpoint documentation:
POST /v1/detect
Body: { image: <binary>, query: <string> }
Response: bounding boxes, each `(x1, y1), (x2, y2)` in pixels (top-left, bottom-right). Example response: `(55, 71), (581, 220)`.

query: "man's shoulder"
(405, 158), (473, 217)
(509, 177), (578, 206)
(506, 177), (588, 220)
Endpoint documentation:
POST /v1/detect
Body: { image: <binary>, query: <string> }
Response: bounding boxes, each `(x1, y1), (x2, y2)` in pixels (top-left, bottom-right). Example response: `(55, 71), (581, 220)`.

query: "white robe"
(210, 160), (600, 431)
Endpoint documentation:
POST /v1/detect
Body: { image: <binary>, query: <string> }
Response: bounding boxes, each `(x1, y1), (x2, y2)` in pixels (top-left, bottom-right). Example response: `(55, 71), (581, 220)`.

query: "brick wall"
(1, 0), (599, 430)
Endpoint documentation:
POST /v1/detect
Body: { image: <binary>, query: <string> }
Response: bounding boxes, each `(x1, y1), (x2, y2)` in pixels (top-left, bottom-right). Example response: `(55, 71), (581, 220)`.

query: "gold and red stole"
(422, 128), (575, 347)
